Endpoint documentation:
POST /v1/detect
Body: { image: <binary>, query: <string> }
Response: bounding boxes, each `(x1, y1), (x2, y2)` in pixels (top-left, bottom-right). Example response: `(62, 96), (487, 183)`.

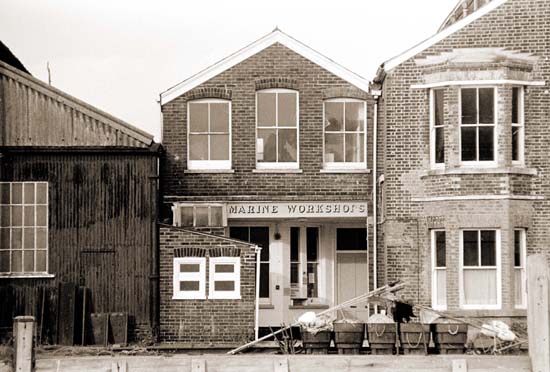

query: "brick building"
(374, 0), (549, 324)
(159, 30), (374, 344)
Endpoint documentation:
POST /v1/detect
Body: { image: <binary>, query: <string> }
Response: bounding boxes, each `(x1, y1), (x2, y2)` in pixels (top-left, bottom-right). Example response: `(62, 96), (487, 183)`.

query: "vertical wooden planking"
(527, 254), (550, 372)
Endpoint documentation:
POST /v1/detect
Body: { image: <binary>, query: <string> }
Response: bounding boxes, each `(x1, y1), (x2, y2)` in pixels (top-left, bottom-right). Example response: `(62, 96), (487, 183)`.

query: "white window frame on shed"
(255, 89), (300, 170)
(187, 99), (232, 170)
(459, 229), (501, 310)
(431, 229), (447, 310)
(322, 98), (367, 170)
(209, 256), (241, 300)
(173, 257), (206, 300)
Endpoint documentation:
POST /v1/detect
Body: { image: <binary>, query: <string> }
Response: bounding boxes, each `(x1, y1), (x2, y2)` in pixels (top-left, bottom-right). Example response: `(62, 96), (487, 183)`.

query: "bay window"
(512, 87), (524, 164)
(460, 229), (501, 309)
(187, 99), (231, 170)
(460, 87), (496, 164)
(256, 89), (299, 169)
(514, 229), (527, 308)
(430, 89), (445, 167)
(431, 230), (447, 310)
(323, 99), (366, 169)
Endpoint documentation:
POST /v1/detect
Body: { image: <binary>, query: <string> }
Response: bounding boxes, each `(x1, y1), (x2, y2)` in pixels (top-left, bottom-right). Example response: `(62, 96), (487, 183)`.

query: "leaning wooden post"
(527, 254), (550, 372)
(13, 316), (35, 372)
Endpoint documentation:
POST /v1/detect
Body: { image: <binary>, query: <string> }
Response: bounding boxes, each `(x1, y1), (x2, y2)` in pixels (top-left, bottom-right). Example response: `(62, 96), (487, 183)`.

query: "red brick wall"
(159, 226), (256, 345)
(379, 0), (549, 317)
(160, 43), (373, 204)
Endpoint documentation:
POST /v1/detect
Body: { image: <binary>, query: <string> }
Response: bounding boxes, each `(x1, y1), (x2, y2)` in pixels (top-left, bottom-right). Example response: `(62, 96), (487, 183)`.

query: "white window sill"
(0, 273), (55, 279)
(460, 305), (501, 311)
(252, 169), (303, 174)
(172, 295), (206, 300)
(209, 295), (241, 300)
(421, 166), (538, 178)
(184, 169), (235, 174)
(320, 169), (371, 174)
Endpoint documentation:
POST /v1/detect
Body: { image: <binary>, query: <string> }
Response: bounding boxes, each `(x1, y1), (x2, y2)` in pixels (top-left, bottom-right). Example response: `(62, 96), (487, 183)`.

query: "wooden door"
(337, 253), (369, 321)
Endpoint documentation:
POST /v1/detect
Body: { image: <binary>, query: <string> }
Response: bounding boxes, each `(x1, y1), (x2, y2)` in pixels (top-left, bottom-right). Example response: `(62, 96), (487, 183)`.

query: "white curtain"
(435, 269), (447, 307)
(463, 269), (497, 305)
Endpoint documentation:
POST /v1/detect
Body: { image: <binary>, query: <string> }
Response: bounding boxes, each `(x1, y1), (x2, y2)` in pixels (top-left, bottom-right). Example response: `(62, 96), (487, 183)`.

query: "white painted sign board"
(226, 202), (368, 219)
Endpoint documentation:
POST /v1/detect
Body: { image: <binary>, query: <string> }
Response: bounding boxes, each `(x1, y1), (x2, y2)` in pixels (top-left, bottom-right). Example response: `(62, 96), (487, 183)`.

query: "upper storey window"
(256, 89), (299, 169)
(187, 99), (231, 170)
(512, 87), (524, 165)
(430, 90), (445, 168)
(460, 87), (496, 164)
(323, 99), (366, 169)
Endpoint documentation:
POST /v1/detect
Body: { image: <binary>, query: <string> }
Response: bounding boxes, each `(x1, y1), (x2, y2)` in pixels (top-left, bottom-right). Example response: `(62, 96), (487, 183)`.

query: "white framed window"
(187, 99), (231, 170)
(290, 226), (322, 300)
(431, 230), (447, 310)
(173, 257), (206, 300)
(209, 257), (241, 299)
(459, 229), (501, 309)
(512, 87), (525, 165)
(430, 89), (445, 168)
(256, 89), (299, 169)
(172, 203), (226, 228)
(514, 228), (527, 309)
(323, 99), (367, 170)
(0, 182), (48, 275)
(460, 87), (497, 165)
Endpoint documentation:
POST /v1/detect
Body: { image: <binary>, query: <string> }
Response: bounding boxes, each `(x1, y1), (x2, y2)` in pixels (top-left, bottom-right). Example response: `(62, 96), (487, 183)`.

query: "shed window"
(188, 100), (231, 170)
(256, 90), (299, 169)
(173, 257), (206, 299)
(460, 88), (496, 163)
(0, 182), (48, 275)
(209, 257), (240, 299)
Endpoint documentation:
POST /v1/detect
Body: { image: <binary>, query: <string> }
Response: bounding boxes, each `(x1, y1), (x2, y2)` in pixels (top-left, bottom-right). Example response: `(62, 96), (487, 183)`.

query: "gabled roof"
(160, 29), (371, 105)
(383, 0), (508, 72)
(0, 40), (30, 74)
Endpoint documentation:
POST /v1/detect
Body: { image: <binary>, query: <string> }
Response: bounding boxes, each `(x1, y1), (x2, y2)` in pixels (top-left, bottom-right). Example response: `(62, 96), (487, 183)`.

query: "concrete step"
(35, 355), (531, 372)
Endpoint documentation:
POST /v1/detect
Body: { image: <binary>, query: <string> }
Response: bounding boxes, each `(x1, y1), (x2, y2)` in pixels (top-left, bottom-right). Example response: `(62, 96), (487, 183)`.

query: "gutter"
(372, 90), (381, 301)
(254, 245), (262, 340)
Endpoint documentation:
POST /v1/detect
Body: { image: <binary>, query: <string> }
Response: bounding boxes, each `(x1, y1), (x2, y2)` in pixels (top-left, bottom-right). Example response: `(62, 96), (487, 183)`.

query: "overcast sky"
(0, 0), (458, 140)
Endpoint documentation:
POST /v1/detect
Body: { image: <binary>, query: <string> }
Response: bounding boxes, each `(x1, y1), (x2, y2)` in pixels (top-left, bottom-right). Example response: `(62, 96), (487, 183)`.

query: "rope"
(448, 325), (459, 335)
(374, 324), (386, 337)
(405, 332), (424, 349)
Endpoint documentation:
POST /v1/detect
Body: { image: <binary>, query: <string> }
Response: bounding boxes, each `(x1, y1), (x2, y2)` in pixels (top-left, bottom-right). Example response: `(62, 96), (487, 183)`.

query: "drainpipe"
(254, 245), (262, 340)
(372, 91), (381, 304)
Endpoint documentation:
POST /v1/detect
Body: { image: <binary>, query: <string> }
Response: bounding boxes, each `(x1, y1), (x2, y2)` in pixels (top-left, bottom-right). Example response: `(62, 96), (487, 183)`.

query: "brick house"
(374, 0), (549, 324)
(159, 30), (375, 344)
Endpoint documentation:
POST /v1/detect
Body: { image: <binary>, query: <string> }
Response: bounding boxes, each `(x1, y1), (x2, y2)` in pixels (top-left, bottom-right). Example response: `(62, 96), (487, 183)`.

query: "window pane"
(257, 93), (276, 127)
(36, 250), (47, 272)
(210, 103), (229, 132)
(215, 281), (235, 291)
(12, 183), (22, 204)
(23, 228), (34, 249)
(250, 227), (270, 261)
(0, 251), (9, 272)
(325, 133), (344, 162)
(36, 206), (47, 227)
(36, 228), (47, 248)
(306, 227), (318, 262)
(461, 89), (477, 124)
(0, 184), (9, 204)
(189, 103), (208, 132)
(461, 127), (477, 161)
(514, 230), (522, 267)
(189, 134), (208, 160)
(436, 269), (447, 307)
(345, 102), (364, 131)
(12, 206), (22, 226)
(290, 227), (299, 262)
(257, 129), (276, 162)
(23, 250), (34, 272)
(435, 231), (446, 268)
(435, 127), (445, 164)
(434, 90), (444, 126)
(512, 88), (519, 124)
(195, 207), (209, 226)
(278, 129), (297, 162)
(229, 227), (249, 242)
(180, 206), (193, 227)
(12, 228), (22, 249)
(307, 263), (318, 298)
(23, 184), (35, 204)
(36, 183), (47, 204)
(478, 126), (494, 161)
(210, 206), (223, 227)
(480, 230), (496, 266)
(180, 281), (200, 291)
(463, 269), (497, 305)
(24, 206), (34, 227)
(512, 127), (520, 162)
(290, 263), (299, 285)
(180, 264), (200, 273)
(210, 134), (230, 161)
(12, 250), (22, 272)
(0, 228), (9, 249)
(336, 228), (367, 251)
(278, 93), (296, 127)
(479, 88), (494, 124)
(215, 264), (234, 273)
(463, 231), (479, 266)
(345, 133), (364, 162)
(260, 262), (269, 298)
(0, 206), (9, 227)
(325, 102), (344, 131)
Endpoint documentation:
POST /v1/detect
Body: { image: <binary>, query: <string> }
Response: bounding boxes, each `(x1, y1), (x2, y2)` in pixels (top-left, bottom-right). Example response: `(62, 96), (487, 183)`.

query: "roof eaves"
(383, 0), (509, 72)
